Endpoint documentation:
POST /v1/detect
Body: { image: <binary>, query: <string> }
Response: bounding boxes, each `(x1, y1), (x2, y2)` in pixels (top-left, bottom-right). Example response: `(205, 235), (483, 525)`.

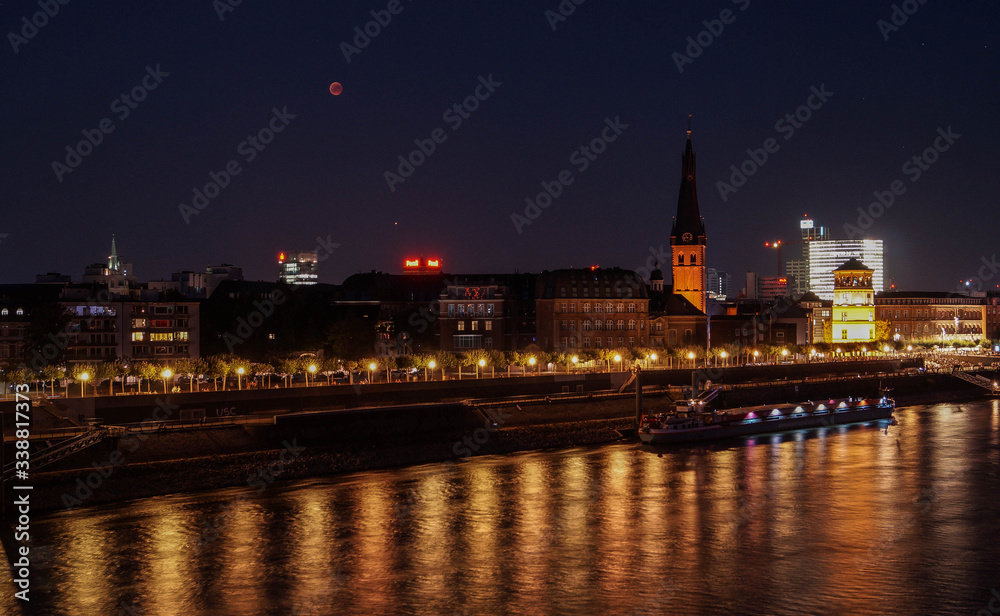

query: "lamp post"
(79, 372), (89, 398)
(571, 355), (578, 372)
(650, 353), (658, 368)
(613, 354), (621, 372)
(427, 360), (436, 381)
(477, 358), (486, 379)
(781, 349), (789, 363)
(236, 367), (244, 391)
(687, 352), (695, 369)
(308, 363), (317, 387)
(368, 362), (376, 383)
(752, 350), (759, 364)
(162, 368), (173, 394)
(720, 350), (727, 367)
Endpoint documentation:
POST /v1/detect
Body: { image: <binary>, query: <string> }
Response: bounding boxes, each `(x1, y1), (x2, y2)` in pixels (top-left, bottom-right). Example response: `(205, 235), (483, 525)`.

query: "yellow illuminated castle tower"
(831, 258), (876, 343)
(670, 129), (707, 313)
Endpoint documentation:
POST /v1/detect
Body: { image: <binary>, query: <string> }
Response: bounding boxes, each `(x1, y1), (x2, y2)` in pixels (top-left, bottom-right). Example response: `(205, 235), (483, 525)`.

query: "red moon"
(329, 82), (343, 96)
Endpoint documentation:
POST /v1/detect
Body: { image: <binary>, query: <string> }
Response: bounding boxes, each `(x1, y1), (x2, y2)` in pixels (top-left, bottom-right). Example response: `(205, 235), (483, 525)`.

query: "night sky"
(2, 0), (998, 291)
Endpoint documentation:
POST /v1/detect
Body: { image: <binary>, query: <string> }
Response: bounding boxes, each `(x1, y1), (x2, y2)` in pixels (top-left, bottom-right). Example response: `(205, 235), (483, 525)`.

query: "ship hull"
(638, 402), (894, 444)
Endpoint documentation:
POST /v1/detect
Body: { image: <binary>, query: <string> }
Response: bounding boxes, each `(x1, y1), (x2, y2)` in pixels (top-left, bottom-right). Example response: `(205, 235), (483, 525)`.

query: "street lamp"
(162, 368), (173, 394)
(307, 363), (317, 387)
(79, 371), (89, 397)
(650, 353), (658, 366)
(368, 362), (377, 383)
(781, 349), (789, 362)
(752, 350), (760, 364)
(477, 358), (486, 378)
(528, 356), (536, 375)
(236, 366), (244, 391)
(883, 345), (892, 354)
(614, 354), (622, 371)
(687, 351), (695, 368)
(426, 359), (436, 381)
(907, 345), (913, 352)
(571, 355), (579, 372)
(720, 350), (728, 367)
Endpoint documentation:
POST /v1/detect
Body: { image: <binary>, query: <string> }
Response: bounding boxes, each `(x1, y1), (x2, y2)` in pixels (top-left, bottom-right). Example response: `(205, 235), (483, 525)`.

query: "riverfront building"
(535, 268), (650, 351)
(830, 258), (876, 344)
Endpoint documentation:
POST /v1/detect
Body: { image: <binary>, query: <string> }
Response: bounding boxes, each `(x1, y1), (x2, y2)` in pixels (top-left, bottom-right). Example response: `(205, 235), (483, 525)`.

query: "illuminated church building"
(670, 129), (707, 314)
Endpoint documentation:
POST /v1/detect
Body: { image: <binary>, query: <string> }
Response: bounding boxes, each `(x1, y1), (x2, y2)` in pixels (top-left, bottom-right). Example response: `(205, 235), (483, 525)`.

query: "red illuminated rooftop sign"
(403, 258), (443, 273)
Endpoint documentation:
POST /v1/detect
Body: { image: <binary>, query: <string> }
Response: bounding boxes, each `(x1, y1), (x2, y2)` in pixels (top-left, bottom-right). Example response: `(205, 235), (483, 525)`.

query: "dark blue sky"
(2, 0), (997, 291)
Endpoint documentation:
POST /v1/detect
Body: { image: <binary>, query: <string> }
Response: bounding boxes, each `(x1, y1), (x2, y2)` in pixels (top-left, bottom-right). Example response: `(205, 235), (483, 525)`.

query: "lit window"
(472, 321), (479, 331)
(132, 332), (145, 341)
(15, 308), (23, 316)
(485, 321), (492, 331)
(458, 321), (465, 331)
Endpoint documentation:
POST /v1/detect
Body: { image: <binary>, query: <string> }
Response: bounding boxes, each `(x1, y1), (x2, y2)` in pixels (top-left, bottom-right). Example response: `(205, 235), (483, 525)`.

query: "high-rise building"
(807, 239), (884, 300)
(278, 251), (318, 285)
(707, 268), (730, 300)
(799, 216), (830, 241)
(670, 129), (707, 314)
(785, 259), (808, 298)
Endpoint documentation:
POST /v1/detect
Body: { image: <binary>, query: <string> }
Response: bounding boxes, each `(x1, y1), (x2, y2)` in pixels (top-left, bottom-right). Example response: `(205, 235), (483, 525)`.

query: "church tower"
(670, 126), (707, 313)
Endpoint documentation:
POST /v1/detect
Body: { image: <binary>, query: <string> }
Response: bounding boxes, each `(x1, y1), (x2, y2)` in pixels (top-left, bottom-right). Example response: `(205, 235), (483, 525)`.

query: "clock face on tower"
(681, 232), (693, 242)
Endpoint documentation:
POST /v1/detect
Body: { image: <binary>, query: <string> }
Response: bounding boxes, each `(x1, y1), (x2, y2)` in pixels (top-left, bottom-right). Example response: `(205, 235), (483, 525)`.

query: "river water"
(7, 400), (1000, 615)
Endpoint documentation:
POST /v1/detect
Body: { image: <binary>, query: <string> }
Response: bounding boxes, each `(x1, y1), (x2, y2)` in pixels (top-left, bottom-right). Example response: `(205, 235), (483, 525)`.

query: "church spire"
(671, 122), (706, 245)
(108, 235), (120, 272)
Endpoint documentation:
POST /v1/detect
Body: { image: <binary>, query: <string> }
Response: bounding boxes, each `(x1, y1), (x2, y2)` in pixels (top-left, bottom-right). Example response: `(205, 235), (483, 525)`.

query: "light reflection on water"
(7, 400), (1000, 615)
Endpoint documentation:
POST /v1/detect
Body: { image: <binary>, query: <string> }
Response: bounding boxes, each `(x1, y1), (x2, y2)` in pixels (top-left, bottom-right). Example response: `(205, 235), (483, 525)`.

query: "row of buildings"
(2, 134), (998, 367)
